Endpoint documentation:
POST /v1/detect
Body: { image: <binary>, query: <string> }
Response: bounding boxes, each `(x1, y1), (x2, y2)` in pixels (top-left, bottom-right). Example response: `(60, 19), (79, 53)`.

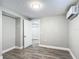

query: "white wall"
(32, 19), (40, 40)
(2, 15), (16, 51)
(69, 15), (79, 59)
(0, 10), (2, 57)
(40, 16), (69, 48)
(15, 19), (21, 47)
(15, 18), (24, 48)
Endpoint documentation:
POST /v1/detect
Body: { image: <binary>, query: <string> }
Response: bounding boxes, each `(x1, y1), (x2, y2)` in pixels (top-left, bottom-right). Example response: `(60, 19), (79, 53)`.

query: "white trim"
(0, 56), (3, 59)
(2, 46), (23, 54)
(15, 46), (23, 49)
(39, 44), (76, 59)
(68, 49), (76, 59)
(2, 46), (15, 54)
(39, 44), (70, 51)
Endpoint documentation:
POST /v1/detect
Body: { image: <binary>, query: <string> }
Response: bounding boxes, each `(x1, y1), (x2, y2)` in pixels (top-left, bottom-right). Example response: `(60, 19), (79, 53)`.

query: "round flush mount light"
(30, 1), (43, 10)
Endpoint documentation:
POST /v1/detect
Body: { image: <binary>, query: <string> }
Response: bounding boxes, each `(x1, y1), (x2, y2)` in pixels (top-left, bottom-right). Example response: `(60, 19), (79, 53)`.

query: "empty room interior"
(0, 0), (79, 59)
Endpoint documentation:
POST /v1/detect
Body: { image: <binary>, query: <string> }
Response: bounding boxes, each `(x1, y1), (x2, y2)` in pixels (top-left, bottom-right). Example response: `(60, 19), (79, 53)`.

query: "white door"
(24, 19), (32, 48)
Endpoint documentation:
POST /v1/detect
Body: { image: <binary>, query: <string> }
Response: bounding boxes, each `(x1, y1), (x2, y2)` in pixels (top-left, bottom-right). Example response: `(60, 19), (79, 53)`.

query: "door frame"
(23, 19), (24, 49)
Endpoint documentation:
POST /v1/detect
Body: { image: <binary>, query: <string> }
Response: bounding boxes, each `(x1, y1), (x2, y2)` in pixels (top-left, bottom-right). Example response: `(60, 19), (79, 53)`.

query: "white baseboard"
(2, 46), (15, 54)
(39, 44), (70, 51)
(15, 46), (23, 49)
(0, 56), (3, 59)
(2, 46), (23, 54)
(39, 44), (76, 59)
(68, 49), (76, 59)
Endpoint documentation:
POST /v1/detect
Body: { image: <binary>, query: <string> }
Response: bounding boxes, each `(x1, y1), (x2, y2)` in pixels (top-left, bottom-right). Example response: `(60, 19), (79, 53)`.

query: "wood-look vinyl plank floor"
(3, 46), (72, 59)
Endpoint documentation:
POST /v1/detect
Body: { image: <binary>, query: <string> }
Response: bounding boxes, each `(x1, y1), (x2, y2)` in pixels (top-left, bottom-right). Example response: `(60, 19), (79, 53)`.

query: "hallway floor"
(3, 46), (72, 59)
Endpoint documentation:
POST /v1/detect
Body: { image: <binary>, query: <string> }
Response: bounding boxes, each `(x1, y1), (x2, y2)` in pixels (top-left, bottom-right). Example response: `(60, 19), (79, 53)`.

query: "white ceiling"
(1, 0), (78, 18)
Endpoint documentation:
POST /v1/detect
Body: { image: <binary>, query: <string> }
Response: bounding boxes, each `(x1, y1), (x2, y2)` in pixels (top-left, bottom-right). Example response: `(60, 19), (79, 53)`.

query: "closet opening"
(2, 11), (22, 53)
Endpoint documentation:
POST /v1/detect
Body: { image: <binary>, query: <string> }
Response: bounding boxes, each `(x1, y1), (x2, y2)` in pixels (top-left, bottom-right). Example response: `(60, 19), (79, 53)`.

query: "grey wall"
(15, 19), (21, 47)
(40, 16), (69, 48)
(69, 15), (79, 59)
(0, 10), (2, 56)
(2, 15), (16, 51)
(0, 0), (2, 6)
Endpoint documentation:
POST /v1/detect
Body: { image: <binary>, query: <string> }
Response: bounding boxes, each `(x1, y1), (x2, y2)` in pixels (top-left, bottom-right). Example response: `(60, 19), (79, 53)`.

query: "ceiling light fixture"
(30, 1), (43, 10)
